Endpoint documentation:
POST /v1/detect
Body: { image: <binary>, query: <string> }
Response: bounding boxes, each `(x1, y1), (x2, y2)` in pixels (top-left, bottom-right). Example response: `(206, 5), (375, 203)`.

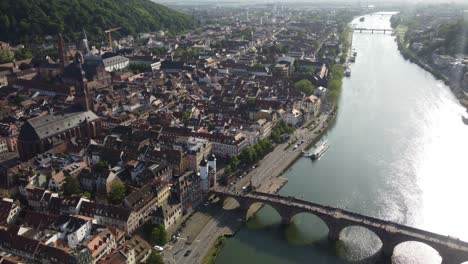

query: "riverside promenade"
(162, 110), (337, 264)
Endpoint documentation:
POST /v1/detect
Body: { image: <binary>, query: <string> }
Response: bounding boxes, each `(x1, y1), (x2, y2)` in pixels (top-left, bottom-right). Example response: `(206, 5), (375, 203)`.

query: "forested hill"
(0, 0), (199, 45)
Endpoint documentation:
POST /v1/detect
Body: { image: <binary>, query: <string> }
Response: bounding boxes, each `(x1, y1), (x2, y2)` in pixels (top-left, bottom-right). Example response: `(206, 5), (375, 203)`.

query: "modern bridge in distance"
(354, 27), (394, 34)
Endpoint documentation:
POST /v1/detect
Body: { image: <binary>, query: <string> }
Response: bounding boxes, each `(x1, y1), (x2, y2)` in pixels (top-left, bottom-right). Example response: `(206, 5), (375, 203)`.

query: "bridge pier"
(280, 215), (293, 226)
(327, 224), (344, 242)
(440, 250), (468, 264)
(381, 242), (395, 258)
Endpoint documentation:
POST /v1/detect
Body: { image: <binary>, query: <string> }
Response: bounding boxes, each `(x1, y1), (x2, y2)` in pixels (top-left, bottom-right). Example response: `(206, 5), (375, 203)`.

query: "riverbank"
(167, 26), (347, 263)
(198, 108), (339, 264)
(214, 13), (468, 264)
(160, 111), (338, 264)
(203, 236), (227, 264)
(394, 26), (468, 110)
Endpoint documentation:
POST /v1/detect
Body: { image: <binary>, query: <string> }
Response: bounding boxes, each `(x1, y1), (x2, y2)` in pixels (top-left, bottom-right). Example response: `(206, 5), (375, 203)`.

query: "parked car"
(154, 245), (164, 252)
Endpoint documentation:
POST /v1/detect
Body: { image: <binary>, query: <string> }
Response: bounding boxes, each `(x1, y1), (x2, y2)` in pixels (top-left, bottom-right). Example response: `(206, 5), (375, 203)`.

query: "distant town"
(0, 1), (467, 264)
(391, 5), (468, 109)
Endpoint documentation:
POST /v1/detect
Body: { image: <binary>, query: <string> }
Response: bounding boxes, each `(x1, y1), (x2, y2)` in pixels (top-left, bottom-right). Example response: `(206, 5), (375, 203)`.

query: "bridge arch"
(287, 212), (330, 243)
(392, 241), (441, 264)
(220, 196), (241, 210)
(245, 202), (282, 227)
(335, 225), (383, 262)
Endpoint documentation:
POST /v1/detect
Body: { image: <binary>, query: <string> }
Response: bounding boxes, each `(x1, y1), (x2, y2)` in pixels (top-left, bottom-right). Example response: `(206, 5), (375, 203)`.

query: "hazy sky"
(155, 0), (467, 3)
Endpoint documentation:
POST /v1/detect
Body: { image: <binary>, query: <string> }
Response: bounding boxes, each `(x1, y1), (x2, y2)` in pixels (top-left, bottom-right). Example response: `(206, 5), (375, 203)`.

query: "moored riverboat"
(309, 139), (329, 160)
(345, 68), (351, 77)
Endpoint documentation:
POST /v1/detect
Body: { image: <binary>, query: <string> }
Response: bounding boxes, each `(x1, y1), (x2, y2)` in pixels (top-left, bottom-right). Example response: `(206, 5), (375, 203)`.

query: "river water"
(216, 13), (468, 264)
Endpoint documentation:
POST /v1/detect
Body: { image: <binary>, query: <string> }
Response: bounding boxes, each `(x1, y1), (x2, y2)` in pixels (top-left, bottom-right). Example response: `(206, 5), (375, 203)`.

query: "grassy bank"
(203, 236), (227, 264)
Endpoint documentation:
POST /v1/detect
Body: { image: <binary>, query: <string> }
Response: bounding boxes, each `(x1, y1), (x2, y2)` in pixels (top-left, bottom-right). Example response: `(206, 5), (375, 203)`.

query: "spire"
(200, 157), (207, 167)
(208, 154), (216, 161)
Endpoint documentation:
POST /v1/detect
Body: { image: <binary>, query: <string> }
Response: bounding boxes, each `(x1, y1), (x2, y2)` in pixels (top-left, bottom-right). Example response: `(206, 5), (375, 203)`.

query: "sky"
(155, 0), (467, 3)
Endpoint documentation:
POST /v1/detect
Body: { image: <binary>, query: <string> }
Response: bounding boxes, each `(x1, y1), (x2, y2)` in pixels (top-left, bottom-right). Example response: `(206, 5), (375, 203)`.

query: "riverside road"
(162, 112), (333, 264)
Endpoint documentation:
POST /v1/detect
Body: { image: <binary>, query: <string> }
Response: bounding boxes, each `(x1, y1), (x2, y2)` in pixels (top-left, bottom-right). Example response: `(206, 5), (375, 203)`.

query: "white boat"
(345, 68), (351, 77)
(310, 139), (329, 160)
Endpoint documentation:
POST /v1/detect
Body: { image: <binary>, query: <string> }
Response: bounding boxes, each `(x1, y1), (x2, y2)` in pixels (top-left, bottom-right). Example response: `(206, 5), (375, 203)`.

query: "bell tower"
(73, 52), (91, 111)
(58, 34), (69, 69)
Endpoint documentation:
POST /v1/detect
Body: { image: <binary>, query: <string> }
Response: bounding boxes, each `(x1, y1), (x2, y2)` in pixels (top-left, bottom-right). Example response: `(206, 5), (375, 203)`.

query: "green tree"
(230, 156), (240, 170)
(108, 181), (126, 205)
(0, 0), (199, 45)
(146, 252), (164, 264)
(14, 48), (32, 60)
(94, 160), (109, 173)
(149, 224), (168, 246)
(0, 50), (14, 63)
(330, 65), (345, 79)
(183, 112), (192, 122)
(294, 79), (315, 96)
(270, 130), (281, 143)
(224, 166), (232, 176)
(151, 47), (168, 55)
(63, 175), (81, 196)
(329, 79), (342, 91)
(81, 192), (92, 199)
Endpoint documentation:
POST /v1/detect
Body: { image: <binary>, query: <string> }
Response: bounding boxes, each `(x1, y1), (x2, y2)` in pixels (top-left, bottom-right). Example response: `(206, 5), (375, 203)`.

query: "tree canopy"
(108, 181), (126, 205)
(294, 79), (315, 96)
(328, 64), (345, 103)
(63, 174), (81, 196)
(0, 0), (199, 45)
(0, 50), (14, 64)
(146, 252), (164, 264)
(145, 223), (168, 246)
(94, 160), (109, 173)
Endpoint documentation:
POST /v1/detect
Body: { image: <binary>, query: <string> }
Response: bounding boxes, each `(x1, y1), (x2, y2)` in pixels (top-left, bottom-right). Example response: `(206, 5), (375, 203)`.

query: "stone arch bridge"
(211, 189), (468, 264)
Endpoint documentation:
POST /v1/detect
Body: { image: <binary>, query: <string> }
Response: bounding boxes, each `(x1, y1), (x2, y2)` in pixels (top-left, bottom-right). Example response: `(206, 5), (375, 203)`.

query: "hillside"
(0, 0), (199, 45)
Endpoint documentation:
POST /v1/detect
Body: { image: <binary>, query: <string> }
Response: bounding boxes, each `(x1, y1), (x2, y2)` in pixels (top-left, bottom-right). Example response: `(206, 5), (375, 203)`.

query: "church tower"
(208, 154), (217, 188)
(200, 158), (209, 194)
(58, 34), (69, 69)
(71, 52), (91, 111)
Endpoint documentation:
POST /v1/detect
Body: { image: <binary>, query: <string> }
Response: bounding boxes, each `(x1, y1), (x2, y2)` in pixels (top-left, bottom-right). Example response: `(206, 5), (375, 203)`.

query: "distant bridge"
(354, 28), (394, 34)
(211, 189), (468, 264)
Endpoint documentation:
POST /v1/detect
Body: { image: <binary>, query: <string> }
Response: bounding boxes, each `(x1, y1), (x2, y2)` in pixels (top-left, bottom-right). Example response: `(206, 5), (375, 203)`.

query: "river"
(215, 13), (468, 264)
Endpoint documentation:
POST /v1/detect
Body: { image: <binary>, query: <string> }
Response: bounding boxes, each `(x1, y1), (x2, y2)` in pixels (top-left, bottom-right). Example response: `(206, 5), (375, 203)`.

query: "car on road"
(184, 249), (192, 257)
(154, 245), (164, 252)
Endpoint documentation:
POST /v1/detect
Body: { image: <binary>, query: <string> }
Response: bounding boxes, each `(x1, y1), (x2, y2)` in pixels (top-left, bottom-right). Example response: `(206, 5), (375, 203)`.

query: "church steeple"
(72, 52), (91, 111)
(58, 34), (69, 69)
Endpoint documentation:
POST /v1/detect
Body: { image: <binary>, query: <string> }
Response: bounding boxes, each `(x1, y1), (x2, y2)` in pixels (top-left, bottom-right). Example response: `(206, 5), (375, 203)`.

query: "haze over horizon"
(154, 0), (468, 4)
